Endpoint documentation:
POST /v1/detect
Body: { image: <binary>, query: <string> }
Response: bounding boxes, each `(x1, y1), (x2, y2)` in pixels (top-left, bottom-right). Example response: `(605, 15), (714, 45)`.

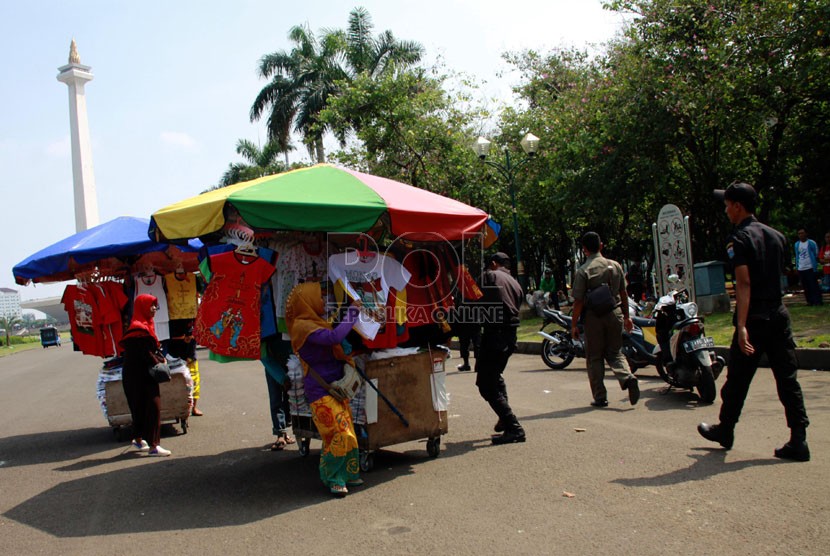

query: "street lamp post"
(473, 133), (539, 288)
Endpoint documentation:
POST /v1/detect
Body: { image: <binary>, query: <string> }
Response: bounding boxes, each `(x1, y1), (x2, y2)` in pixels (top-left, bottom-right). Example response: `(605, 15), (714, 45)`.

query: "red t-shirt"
(62, 285), (103, 356)
(194, 251), (275, 359)
(821, 243), (830, 275)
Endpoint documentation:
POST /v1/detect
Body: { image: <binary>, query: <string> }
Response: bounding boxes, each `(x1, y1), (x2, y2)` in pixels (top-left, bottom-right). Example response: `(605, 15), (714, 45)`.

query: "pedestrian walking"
(475, 252), (526, 444)
(570, 232), (639, 407)
(794, 229), (822, 305)
(698, 182), (810, 461)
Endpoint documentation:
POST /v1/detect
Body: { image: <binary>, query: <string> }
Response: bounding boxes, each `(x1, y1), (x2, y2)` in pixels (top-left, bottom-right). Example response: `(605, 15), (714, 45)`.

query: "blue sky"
(1, 0), (627, 301)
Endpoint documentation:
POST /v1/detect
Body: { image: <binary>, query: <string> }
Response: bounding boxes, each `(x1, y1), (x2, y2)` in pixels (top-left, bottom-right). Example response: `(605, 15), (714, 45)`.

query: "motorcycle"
(647, 276), (725, 403)
(538, 305), (663, 373)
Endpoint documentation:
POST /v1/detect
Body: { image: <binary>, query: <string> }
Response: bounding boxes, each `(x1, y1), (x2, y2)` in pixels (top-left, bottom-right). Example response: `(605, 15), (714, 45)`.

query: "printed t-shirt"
(194, 250), (275, 359)
(328, 251), (411, 340)
(62, 284), (103, 356)
(164, 273), (198, 319)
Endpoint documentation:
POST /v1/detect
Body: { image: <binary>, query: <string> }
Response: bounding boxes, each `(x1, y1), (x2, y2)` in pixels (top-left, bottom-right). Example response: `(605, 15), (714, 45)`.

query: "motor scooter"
(648, 275), (725, 403)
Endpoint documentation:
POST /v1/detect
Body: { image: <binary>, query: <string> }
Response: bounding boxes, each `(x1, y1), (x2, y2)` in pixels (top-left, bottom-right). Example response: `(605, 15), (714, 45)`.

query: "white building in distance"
(0, 288), (22, 319)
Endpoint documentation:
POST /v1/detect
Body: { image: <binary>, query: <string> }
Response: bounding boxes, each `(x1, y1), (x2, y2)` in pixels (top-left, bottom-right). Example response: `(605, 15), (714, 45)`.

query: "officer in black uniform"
(475, 252), (526, 445)
(698, 182), (810, 461)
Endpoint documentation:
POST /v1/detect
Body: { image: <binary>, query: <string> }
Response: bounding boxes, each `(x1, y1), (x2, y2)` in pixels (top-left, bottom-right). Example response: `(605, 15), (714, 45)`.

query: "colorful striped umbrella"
(150, 164), (489, 242)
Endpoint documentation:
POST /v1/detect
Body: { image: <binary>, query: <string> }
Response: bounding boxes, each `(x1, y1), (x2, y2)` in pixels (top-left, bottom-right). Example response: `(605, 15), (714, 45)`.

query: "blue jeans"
(798, 269), (823, 305)
(264, 369), (289, 435)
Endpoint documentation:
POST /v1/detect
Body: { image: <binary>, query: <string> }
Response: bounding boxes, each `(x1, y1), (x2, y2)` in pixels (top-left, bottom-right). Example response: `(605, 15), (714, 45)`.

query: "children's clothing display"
(194, 250), (276, 359)
(164, 272), (199, 320)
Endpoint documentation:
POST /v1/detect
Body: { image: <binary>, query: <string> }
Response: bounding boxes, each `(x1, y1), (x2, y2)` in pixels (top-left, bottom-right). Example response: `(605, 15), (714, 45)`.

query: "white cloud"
(46, 136), (71, 157)
(160, 131), (197, 150)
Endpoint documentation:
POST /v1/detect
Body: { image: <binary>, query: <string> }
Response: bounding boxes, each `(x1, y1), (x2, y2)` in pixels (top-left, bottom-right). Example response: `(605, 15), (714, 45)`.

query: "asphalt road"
(1, 346), (828, 555)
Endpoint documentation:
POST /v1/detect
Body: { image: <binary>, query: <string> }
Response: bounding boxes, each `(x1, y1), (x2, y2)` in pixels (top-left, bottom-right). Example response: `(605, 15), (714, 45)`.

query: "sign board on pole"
(653, 204), (695, 299)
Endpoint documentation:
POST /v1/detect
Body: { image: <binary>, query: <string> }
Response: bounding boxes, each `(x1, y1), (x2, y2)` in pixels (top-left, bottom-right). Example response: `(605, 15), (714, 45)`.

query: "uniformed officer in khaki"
(571, 232), (640, 407)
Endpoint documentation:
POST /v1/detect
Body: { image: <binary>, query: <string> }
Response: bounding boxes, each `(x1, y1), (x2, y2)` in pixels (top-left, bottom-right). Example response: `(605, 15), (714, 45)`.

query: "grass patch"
(517, 304), (830, 348)
(0, 336), (43, 357)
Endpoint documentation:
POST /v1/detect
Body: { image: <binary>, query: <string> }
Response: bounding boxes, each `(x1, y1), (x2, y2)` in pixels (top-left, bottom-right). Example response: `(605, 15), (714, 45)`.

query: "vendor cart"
(103, 373), (191, 440)
(292, 350), (448, 472)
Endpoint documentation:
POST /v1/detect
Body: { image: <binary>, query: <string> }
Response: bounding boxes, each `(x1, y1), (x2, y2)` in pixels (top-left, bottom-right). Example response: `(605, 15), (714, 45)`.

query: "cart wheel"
(299, 438), (311, 457)
(427, 437), (441, 458)
(359, 450), (374, 472)
(181, 419), (188, 435)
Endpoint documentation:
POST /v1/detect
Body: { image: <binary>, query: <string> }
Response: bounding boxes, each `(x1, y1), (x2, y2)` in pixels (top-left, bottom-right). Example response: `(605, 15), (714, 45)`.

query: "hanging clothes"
(328, 251), (411, 340)
(194, 249), (275, 359)
(134, 273), (170, 341)
(164, 272), (198, 320)
(62, 284), (104, 356)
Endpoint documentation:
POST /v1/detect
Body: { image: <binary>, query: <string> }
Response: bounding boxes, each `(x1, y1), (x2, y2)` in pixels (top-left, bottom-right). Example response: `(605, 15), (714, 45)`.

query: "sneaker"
(131, 439), (150, 452)
(590, 398), (608, 408)
(148, 446), (171, 457)
(697, 422), (734, 450)
(457, 363), (472, 372)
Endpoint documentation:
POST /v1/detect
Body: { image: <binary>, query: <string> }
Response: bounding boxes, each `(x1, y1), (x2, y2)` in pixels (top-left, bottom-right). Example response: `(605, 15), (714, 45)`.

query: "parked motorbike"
(538, 305), (662, 373)
(537, 308), (584, 369)
(648, 276), (725, 403)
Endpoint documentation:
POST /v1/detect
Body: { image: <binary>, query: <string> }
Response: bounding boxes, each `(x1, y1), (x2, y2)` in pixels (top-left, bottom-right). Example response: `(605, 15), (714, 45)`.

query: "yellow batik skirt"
(310, 395), (360, 488)
(187, 360), (200, 400)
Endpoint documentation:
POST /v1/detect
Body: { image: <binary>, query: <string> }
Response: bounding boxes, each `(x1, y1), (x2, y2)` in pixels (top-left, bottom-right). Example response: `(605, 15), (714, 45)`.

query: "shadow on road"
(611, 448), (783, 487)
(4, 444), (414, 537)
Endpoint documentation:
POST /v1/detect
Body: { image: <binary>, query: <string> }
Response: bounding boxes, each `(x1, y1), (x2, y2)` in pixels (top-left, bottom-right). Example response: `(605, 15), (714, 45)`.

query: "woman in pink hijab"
(120, 294), (170, 456)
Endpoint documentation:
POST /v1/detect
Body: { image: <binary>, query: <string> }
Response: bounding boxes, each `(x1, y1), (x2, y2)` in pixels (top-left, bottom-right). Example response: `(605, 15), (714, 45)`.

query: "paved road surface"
(1, 346), (828, 555)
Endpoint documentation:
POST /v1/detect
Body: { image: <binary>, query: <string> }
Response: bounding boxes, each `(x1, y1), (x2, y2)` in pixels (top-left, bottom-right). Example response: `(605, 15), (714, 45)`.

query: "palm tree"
(0, 315), (22, 347)
(331, 7), (424, 78)
(217, 139), (288, 188)
(250, 24), (346, 164)
(250, 8), (424, 164)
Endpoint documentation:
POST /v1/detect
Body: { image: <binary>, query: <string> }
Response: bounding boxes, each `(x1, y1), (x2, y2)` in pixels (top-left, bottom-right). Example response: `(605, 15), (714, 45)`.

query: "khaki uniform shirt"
(572, 253), (625, 310)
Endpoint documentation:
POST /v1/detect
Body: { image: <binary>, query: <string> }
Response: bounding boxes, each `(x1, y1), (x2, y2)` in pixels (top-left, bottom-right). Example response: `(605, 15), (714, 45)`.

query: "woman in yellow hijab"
(286, 281), (363, 496)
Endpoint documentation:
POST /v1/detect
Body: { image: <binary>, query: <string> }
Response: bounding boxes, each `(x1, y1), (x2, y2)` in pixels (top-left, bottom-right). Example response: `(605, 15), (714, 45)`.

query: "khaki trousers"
(583, 310), (634, 401)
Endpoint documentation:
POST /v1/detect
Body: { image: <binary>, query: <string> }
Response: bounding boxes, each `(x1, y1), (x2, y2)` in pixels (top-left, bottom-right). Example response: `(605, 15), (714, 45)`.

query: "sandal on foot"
(330, 484), (348, 497)
(270, 438), (286, 451)
(280, 433), (296, 445)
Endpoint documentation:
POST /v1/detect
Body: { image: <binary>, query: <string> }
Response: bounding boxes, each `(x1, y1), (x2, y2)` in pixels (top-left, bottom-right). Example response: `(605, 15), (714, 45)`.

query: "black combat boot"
(697, 422), (734, 450)
(774, 428), (810, 462)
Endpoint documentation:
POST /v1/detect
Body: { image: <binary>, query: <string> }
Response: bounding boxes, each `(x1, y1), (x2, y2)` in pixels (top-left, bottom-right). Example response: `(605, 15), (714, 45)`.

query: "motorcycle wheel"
(696, 365), (717, 404)
(541, 332), (575, 369)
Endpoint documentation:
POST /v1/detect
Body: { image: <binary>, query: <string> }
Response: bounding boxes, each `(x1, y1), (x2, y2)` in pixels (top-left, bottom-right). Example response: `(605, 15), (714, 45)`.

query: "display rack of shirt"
(328, 251), (411, 340)
(268, 238), (328, 333)
(164, 272), (198, 320)
(134, 273), (170, 341)
(194, 249), (276, 359)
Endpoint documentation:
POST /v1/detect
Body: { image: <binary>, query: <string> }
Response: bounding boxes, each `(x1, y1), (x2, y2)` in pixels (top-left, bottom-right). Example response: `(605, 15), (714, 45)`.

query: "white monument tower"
(57, 39), (100, 232)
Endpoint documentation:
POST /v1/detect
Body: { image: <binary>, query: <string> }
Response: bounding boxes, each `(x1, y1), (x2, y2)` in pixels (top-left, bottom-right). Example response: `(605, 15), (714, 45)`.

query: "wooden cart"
(104, 373), (191, 440)
(292, 350), (448, 471)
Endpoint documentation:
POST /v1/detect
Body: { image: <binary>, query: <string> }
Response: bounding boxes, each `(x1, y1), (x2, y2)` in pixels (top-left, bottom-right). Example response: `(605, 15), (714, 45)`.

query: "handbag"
(148, 351), (172, 383)
(331, 363), (364, 399)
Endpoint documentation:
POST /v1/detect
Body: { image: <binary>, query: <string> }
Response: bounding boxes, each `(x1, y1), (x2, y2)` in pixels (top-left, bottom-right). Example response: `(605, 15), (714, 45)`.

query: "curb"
(447, 341), (830, 371)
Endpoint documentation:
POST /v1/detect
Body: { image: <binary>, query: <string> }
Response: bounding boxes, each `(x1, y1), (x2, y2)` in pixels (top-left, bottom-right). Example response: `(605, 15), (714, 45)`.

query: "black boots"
(697, 422), (734, 449)
(491, 413), (525, 445)
(775, 428), (810, 462)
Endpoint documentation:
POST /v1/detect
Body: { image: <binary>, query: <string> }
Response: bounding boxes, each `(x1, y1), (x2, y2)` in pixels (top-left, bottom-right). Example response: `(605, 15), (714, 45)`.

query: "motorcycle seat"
(631, 315), (656, 328)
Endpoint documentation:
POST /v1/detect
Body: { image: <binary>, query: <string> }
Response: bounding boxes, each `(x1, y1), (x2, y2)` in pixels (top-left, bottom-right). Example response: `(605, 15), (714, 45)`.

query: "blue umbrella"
(13, 216), (202, 285)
